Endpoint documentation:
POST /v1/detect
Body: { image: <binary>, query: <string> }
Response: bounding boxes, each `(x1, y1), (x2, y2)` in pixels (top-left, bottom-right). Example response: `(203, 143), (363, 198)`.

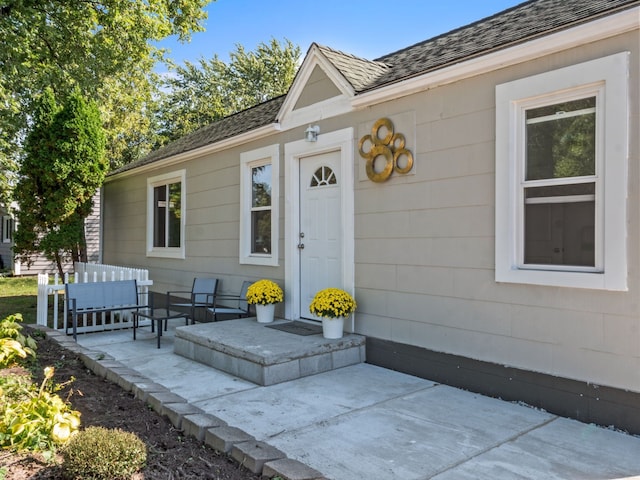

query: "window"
(2, 216), (13, 243)
(495, 52), (629, 291)
(147, 170), (185, 258)
(523, 97), (597, 268)
(251, 164), (272, 254)
(310, 166), (337, 187)
(240, 145), (279, 266)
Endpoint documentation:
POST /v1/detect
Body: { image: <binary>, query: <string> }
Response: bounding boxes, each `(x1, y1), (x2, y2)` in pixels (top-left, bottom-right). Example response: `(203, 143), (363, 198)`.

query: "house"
(0, 205), (15, 272)
(102, 0), (640, 433)
(0, 192), (102, 276)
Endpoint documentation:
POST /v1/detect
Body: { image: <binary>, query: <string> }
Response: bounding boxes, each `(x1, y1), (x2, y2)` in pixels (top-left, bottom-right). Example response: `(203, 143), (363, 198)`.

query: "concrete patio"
(43, 319), (640, 480)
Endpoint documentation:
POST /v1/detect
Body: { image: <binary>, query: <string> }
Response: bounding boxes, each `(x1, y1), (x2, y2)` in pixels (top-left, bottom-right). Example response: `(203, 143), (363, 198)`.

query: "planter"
(255, 303), (276, 323)
(322, 316), (344, 339)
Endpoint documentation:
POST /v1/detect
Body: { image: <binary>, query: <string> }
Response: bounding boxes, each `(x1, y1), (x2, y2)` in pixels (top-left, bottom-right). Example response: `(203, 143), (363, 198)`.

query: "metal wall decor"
(358, 117), (414, 182)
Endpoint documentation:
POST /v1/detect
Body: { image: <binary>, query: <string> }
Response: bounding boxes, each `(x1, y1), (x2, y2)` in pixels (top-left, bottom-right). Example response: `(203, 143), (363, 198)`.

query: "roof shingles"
(369, 0), (639, 91)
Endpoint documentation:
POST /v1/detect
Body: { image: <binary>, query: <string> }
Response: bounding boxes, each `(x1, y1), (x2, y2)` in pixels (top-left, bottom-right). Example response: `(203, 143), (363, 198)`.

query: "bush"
(61, 426), (147, 479)
(0, 367), (80, 457)
(0, 371), (34, 406)
(0, 313), (37, 367)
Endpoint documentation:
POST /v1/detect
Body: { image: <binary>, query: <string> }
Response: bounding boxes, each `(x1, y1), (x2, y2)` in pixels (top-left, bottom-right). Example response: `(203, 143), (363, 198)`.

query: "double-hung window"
(495, 52), (629, 290)
(522, 95), (598, 269)
(240, 144), (279, 266)
(147, 170), (185, 258)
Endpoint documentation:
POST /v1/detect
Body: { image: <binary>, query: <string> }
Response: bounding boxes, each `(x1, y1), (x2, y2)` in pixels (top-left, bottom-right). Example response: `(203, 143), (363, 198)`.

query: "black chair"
(207, 280), (252, 321)
(166, 278), (218, 323)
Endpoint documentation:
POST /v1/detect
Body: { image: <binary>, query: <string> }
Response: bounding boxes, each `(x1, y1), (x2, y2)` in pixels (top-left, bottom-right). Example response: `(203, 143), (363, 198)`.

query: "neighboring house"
(0, 205), (15, 272)
(102, 0), (640, 432)
(0, 191), (101, 276)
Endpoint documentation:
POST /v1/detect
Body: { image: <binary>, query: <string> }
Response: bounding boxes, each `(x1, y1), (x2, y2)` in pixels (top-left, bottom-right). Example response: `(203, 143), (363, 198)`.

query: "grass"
(0, 276), (39, 324)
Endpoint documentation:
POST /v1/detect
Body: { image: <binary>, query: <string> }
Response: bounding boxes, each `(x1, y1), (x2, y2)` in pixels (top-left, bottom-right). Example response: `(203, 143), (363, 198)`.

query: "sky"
(157, 0), (524, 68)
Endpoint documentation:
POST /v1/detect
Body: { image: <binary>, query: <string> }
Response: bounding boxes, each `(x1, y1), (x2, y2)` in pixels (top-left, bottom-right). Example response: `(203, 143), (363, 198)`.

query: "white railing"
(37, 262), (153, 335)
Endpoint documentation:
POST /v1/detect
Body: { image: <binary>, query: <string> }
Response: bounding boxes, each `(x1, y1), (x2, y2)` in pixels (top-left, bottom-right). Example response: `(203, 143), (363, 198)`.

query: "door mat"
(265, 321), (322, 336)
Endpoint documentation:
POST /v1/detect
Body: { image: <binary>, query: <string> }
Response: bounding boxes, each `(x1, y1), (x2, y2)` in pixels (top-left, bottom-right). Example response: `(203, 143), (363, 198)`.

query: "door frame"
(284, 127), (355, 325)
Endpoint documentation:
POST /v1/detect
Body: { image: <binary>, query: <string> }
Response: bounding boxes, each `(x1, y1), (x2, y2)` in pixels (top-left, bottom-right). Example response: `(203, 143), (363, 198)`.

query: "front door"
(299, 150), (342, 320)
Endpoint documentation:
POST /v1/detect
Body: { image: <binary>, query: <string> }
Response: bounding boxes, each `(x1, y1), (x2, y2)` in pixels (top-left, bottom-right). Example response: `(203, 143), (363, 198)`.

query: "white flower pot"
(322, 316), (344, 339)
(256, 303), (275, 323)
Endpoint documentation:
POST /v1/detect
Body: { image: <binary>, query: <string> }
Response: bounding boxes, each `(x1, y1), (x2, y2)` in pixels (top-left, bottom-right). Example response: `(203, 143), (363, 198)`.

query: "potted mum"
(309, 288), (357, 339)
(246, 279), (283, 323)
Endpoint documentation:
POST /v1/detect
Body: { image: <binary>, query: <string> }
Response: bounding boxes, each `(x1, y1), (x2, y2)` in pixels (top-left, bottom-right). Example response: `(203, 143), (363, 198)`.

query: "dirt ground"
(1, 327), (263, 480)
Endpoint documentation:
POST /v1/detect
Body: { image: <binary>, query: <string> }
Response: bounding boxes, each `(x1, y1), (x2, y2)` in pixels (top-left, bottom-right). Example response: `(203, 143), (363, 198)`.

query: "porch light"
(305, 125), (320, 142)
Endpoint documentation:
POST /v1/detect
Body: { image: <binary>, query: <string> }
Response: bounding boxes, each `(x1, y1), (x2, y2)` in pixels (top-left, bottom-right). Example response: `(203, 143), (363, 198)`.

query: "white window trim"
(495, 52), (629, 291)
(240, 144), (280, 266)
(146, 170), (186, 259)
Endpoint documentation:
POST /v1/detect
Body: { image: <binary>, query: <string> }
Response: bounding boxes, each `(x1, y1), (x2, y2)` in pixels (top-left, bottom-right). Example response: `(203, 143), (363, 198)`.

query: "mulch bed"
(1, 327), (263, 479)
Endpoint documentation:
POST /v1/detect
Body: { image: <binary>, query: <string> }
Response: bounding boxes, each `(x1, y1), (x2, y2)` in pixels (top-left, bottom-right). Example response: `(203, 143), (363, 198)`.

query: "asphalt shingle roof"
(367, 0), (639, 92)
(315, 44), (390, 92)
(113, 0), (639, 175)
(114, 96), (285, 174)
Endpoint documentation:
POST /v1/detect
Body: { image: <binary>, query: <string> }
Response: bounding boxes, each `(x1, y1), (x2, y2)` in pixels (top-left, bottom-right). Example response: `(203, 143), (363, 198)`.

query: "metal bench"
(65, 280), (147, 340)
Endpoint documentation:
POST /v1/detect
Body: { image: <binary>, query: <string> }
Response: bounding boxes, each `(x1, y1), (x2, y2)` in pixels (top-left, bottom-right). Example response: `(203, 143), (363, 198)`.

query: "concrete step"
(173, 318), (366, 386)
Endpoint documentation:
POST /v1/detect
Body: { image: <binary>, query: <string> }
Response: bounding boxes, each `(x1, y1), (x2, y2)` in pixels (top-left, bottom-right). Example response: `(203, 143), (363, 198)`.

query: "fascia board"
(351, 8), (639, 109)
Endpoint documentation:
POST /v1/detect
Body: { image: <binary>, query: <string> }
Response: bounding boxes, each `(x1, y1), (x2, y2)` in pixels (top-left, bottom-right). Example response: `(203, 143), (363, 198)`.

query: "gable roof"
(111, 0), (638, 176)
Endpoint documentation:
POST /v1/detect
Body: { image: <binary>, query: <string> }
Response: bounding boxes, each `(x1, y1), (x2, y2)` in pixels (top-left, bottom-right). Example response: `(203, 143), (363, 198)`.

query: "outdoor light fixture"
(305, 125), (320, 142)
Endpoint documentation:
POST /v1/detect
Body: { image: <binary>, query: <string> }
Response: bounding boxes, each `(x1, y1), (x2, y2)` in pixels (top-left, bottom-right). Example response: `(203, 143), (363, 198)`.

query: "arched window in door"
(310, 166), (337, 187)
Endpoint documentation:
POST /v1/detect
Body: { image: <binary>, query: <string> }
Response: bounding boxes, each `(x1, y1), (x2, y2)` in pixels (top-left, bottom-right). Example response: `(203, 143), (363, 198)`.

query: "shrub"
(0, 367), (80, 457)
(61, 426), (147, 479)
(0, 371), (33, 405)
(0, 313), (37, 367)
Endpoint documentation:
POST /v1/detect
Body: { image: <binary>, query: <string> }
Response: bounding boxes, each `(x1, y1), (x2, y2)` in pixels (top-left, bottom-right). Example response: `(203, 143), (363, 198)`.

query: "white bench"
(65, 280), (147, 340)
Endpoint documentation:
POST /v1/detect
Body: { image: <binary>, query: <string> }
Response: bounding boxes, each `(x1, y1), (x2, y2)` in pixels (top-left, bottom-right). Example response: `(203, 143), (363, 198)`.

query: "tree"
(155, 38), (300, 145)
(13, 88), (107, 276)
(0, 0), (209, 201)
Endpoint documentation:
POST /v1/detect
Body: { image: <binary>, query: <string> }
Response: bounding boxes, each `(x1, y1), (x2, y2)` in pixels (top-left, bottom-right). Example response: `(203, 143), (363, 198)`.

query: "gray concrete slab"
(175, 319), (366, 385)
(269, 386), (554, 480)
(176, 319), (365, 365)
(432, 417), (640, 480)
(71, 326), (640, 480)
(193, 363), (434, 440)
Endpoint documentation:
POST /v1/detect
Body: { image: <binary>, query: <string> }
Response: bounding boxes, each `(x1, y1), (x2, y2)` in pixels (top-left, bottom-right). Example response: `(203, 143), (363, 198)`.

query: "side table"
(132, 308), (188, 348)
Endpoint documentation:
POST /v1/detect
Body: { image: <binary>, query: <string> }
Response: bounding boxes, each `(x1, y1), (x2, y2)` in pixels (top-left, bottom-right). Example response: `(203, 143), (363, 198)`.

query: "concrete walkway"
(46, 321), (640, 480)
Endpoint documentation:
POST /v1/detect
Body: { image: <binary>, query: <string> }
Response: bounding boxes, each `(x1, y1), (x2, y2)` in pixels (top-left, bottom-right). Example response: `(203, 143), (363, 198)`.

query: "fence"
(37, 262), (153, 335)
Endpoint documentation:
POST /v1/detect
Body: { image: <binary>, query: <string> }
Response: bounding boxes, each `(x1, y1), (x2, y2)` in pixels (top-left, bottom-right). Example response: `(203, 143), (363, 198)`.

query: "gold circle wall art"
(358, 117), (414, 182)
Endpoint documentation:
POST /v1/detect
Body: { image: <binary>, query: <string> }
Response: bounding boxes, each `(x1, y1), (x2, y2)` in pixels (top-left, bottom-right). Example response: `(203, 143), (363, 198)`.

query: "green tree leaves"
(0, 0), (209, 199)
(155, 38), (300, 145)
(13, 88), (106, 275)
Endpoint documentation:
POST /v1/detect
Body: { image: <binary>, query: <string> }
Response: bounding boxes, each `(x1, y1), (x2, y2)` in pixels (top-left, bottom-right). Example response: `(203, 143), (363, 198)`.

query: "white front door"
(299, 150), (342, 320)
(284, 127), (355, 324)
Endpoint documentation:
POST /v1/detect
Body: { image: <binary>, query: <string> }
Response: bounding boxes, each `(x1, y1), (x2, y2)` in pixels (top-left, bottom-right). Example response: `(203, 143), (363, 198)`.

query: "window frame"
(2, 215), (13, 243)
(240, 144), (280, 266)
(495, 52), (629, 291)
(146, 170), (186, 259)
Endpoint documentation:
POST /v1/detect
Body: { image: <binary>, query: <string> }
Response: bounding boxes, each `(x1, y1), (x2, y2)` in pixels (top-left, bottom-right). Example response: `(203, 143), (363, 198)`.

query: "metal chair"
(207, 280), (252, 321)
(166, 278), (218, 323)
